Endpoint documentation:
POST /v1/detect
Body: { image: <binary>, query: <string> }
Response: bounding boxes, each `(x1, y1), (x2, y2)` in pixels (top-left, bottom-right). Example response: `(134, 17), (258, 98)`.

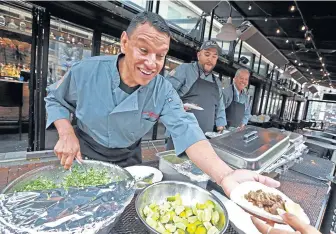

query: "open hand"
(251, 213), (321, 234)
(220, 169), (280, 197)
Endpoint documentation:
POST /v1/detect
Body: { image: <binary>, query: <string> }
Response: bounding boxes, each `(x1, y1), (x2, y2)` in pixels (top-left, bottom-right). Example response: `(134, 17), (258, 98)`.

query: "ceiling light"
(290, 5), (295, 12)
(322, 63), (325, 66)
(319, 57), (322, 61)
(216, 16), (238, 41)
(294, 60), (297, 63)
(265, 17), (268, 22)
(286, 39), (289, 43)
(301, 25), (306, 31)
(248, 4), (252, 10)
(276, 29), (280, 34)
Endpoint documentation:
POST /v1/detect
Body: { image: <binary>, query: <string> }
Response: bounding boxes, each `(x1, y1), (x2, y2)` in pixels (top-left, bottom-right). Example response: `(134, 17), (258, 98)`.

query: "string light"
(310, 72), (312, 75)
(248, 4), (252, 10)
(306, 69), (309, 72)
(286, 39), (289, 43)
(306, 36), (311, 41)
(294, 60), (297, 63)
(301, 25), (306, 31)
(290, 5), (295, 12)
(322, 63), (325, 66)
(265, 17), (268, 22)
(276, 29), (280, 34)
(320, 69), (323, 71)
(319, 57), (323, 61)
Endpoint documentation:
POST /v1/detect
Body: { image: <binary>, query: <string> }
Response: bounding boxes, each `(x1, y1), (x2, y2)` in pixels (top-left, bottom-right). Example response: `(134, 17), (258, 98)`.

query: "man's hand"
(54, 130), (82, 170)
(54, 119), (82, 170)
(217, 126), (224, 133)
(251, 213), (321, 234)
(237, 124), (245, 131)
(220, 169), (280, 197)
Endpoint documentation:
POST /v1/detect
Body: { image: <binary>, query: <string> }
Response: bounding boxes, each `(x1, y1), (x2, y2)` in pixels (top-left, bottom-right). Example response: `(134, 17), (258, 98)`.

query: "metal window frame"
(28, 7), (38, 152)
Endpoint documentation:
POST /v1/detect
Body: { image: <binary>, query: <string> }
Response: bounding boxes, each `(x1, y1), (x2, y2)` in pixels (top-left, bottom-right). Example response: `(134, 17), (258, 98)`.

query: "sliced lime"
(211, 210), (219, 225)
(175, 222), (187, 231)
(203, 221), (212, 230)
(188, 216), (198, 224)
(203, 208), (212, 222)
(207, 226), (220, 234)
(195, 225), (207, 234)
(160, 213), (170, 224)
(186, 223), (197, 234)
(175, 206), (185, 215)
(165, 223), (177, 232)
(205, 200), (215, 209)
(146, 217), (157, 229)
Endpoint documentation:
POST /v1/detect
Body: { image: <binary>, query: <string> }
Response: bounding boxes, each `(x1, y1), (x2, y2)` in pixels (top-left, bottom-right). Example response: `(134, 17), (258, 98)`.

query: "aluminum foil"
(0, 160), (136, 234)
(162, 155), (210, 182)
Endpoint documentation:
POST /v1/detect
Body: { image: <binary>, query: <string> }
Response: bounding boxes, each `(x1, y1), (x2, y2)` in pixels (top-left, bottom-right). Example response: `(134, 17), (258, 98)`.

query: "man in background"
(165, 40), (225, 149)
(222, 68), (251, 129)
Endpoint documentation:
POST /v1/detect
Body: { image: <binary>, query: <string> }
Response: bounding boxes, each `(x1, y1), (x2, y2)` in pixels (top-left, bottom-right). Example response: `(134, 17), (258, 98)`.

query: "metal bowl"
(2, 160), (134, 193)
(135, 181), (229, 234)
(0, 160), (136, 234)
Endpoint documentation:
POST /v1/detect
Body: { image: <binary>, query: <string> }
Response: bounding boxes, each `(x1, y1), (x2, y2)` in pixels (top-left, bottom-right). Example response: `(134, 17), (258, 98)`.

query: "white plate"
(230, 181), (310, 224)
(183, 103), (204, 110)
(125, 166), (163, 187)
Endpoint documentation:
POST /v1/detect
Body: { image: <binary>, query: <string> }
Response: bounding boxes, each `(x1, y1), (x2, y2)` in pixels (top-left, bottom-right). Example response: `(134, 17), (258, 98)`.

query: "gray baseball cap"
(200, 40), (221, 55)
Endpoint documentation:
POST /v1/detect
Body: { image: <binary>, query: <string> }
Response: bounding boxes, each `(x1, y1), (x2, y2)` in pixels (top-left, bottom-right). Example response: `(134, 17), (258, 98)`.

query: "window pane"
(159, 0), (202, 38)
(248, 85), (255, 110)
(261, 90), (268, 114)
(234, 40), (241, 62)
(119, 0), (147, 10)
(48, 17), (93, 85)
(253, 55), (260, 73)
(101, 34), (120, 56)
(239, 42), (253, 68)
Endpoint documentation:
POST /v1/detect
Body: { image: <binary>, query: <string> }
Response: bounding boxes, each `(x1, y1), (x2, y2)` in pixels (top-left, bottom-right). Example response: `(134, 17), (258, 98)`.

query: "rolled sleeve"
(160, 86), (206, 155)
(45, 68), (78, 128)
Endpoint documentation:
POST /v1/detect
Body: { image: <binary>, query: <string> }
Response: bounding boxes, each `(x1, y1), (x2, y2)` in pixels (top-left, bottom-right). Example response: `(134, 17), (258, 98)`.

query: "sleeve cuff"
(216, 119), (226, 127)
(172, 124), (207, 156)
(46, 106), (71, 129)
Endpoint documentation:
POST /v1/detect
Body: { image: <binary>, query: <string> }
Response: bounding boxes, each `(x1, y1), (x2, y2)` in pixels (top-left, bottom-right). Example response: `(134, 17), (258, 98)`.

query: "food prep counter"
(108, 155), (333, 233)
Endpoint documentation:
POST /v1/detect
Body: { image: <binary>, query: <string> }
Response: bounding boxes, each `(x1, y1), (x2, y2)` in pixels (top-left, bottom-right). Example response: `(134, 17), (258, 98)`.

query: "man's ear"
(120, 31), (128, 54)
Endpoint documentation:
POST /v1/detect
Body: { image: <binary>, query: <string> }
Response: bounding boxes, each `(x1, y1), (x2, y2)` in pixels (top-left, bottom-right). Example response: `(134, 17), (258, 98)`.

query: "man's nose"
(144, 54), (156, 69)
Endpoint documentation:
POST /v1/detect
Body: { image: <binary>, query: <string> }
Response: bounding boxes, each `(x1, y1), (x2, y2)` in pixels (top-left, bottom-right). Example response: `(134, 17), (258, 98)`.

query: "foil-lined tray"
(0, 160), (135, 234)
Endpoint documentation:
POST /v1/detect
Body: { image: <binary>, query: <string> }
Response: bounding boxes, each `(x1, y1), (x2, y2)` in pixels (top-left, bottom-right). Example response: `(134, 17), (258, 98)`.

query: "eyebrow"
(136, 38), (169, 52)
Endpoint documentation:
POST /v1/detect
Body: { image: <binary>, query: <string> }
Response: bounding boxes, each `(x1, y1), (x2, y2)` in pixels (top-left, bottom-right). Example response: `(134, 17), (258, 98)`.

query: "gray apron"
(75, 127), (142, 167)
(166, 65), (219, 150)
(225, 85), (245, 128)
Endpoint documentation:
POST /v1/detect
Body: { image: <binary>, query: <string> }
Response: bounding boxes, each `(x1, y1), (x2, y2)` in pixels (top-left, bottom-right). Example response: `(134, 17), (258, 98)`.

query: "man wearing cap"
(165, 40), (225, 150)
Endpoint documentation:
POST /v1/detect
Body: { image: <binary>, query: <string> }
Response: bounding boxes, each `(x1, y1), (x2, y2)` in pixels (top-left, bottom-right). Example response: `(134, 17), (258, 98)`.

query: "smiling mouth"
(139, 68), (154, 76)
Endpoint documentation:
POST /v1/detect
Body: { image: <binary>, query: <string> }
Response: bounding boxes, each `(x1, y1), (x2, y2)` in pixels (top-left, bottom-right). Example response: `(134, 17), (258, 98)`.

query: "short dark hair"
(126, 11), (171, 37)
